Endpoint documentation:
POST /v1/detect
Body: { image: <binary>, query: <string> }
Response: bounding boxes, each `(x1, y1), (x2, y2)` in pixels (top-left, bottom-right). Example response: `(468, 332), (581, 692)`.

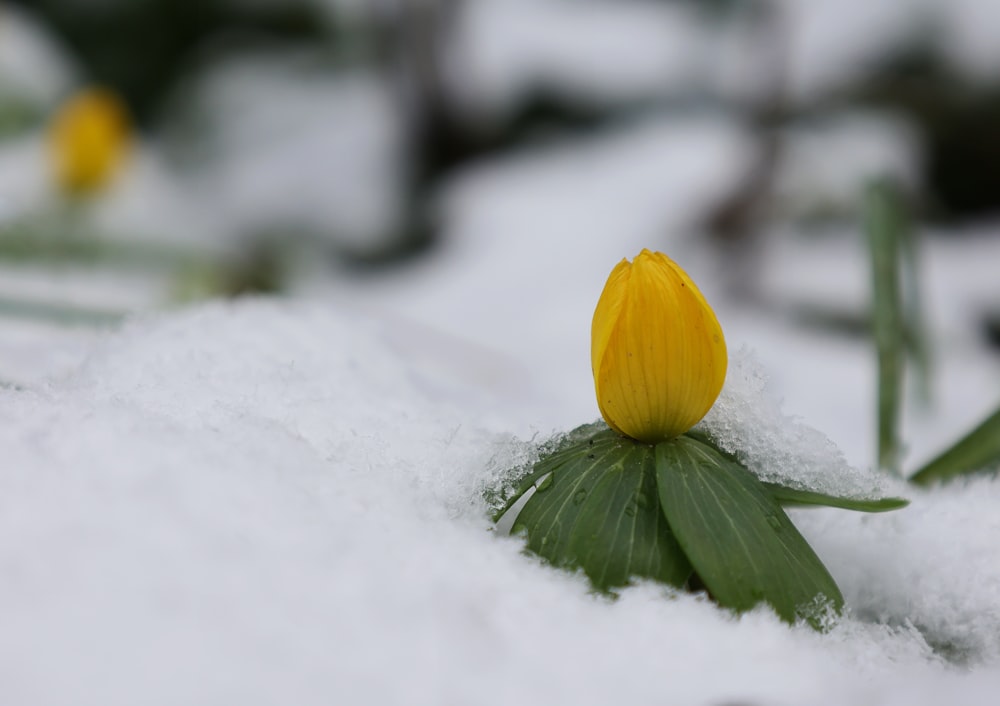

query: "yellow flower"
(592, 249), (727, 443)
(48, 87), (131, 196)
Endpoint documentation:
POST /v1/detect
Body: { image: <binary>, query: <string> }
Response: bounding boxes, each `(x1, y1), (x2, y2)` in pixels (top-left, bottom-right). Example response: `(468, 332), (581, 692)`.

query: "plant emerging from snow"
(493, 249), (907, 630)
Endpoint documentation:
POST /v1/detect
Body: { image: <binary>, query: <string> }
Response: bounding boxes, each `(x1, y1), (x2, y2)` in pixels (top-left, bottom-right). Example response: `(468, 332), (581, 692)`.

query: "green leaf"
(762, 482), (908, 512)
(909, 405), (1000, 486)
(488, 453), (560, 524)
(865, 179), (906, 476)
(897, 196), (932, 407)
(655, 437), (843, 627)
(488, 422), (615, 523)
(506, 429), (691, 591)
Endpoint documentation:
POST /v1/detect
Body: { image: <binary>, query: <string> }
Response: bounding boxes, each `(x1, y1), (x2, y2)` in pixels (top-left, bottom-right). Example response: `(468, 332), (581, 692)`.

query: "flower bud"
(49, 87), (131, 196)
(592, 249), (727, 443)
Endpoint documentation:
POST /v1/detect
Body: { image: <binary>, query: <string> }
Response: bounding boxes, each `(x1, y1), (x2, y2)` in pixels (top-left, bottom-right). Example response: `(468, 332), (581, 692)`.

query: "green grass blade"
(898, 205), (932, 406)
(656, 437), (843, 628)
(865, 179), (905, 475)
(909, 405), (1000, 486)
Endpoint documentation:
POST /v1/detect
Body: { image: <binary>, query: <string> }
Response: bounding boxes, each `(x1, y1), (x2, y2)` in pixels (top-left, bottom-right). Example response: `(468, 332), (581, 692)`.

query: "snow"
(2, 300), (1000, 705)
(799, 477), (1000, 666)
(0, 134), (50, 220)
(0, 262), (163, 311)
(447, 0), (707, 120)
(4, 0), (1000, 702)
(936, 0), (1000, 81)
(781, 0), (929, 102)
(309, 113), (755, 432)
(171, 54), (407, 253)
(773, 110), (923, 219)
(447, 0), (1000, 120)
(0, 3), (75, 109)
(697, 348), (892, 499)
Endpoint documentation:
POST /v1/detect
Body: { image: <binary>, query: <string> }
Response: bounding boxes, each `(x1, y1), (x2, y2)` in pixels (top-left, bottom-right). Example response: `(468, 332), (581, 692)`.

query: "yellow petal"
(592, 249), (727, 443)
(49, 87), (131, 196)
(591, 258), (631, 435)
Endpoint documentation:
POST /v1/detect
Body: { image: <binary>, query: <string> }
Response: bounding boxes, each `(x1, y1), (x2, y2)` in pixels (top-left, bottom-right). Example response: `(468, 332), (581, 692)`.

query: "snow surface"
(5, 1), (1000, 701)
(446, 0), (1000, 115)
(697, 348), (892, 499)
(773, 110), (923, 219)
(447, 0), (707, 120)
(171, 54), (407, 253)
(0, 3), (75, 108)
(2, 300), (1000, 705)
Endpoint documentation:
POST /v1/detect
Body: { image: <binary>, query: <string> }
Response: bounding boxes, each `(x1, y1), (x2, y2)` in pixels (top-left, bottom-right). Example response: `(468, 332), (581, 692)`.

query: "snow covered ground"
(3, 290), (1000, 705)
(5, 0), (1000, 703)
(4, 98), (1000, 706)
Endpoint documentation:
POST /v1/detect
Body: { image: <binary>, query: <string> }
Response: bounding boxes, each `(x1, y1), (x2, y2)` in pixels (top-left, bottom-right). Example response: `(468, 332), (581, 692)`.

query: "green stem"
(865, 179), (905, 476)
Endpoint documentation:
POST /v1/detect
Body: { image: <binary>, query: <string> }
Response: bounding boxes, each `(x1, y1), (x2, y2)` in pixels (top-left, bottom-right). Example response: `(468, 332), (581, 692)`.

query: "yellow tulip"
(592, 249), (727, 443)
(48, 87), (131, 196)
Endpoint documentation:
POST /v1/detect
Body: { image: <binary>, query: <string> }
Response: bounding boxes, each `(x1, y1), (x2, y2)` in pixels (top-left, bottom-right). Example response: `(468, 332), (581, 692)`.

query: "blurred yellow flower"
(592, 249), (727, 443)
(48, 87), (131, 196)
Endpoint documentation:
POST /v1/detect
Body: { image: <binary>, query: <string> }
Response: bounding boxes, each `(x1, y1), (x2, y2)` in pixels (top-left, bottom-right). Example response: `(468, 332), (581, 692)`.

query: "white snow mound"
(1, 300), (999, 705)
(698, 347), (894, 499)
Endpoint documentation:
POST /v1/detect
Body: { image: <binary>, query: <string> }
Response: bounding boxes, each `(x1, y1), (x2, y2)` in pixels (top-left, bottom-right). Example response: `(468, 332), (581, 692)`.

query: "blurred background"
(2, 0), (1000, 468)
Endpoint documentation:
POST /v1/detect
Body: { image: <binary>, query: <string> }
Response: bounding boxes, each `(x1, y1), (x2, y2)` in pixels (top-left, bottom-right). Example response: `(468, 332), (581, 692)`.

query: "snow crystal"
(697, 347), (893, 499)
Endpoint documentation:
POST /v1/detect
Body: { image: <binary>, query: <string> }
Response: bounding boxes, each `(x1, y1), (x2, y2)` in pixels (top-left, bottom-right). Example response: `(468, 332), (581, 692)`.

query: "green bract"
(493, 423), (909, 630)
